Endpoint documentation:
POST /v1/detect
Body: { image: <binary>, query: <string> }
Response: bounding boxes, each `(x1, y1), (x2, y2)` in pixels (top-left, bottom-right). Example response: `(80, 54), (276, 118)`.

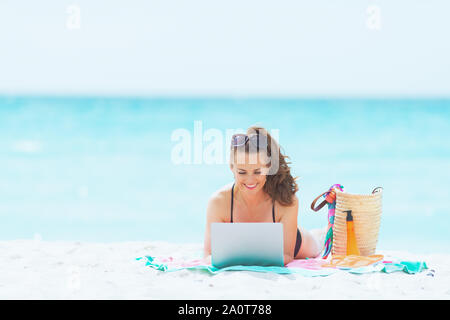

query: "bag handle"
(372, 187), (383, 194)
(311, 184), (344, 212)
(310, 191), (329, 212)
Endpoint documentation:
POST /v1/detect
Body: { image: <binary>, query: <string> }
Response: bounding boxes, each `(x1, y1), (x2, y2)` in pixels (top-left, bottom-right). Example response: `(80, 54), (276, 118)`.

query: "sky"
(0, 0), (449, 97)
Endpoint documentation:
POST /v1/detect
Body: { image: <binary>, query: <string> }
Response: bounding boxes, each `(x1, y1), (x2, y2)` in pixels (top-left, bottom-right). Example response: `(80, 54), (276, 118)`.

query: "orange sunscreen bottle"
(345, 210), (360, 256)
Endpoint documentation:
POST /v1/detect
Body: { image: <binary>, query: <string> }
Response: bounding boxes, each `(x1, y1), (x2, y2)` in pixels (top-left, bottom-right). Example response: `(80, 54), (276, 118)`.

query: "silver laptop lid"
(211, 223), (284, 268)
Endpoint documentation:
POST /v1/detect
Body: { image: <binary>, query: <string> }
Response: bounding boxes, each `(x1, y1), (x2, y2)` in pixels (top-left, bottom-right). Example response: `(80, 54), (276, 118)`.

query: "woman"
(203, 126), (324, 265)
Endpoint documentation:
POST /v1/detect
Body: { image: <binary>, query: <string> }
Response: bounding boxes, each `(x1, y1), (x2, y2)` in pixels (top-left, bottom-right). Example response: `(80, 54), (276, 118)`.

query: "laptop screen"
(211, 223), (284, 268)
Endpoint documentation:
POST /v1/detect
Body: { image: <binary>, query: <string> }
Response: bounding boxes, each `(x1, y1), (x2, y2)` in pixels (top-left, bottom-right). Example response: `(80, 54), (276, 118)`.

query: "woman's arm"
(279, 196), (299, 265)
(203, 194), (226, 258)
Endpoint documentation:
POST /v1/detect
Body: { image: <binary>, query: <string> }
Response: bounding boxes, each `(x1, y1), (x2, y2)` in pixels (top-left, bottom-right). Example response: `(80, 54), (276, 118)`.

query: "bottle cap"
(345, 210), (353, 221)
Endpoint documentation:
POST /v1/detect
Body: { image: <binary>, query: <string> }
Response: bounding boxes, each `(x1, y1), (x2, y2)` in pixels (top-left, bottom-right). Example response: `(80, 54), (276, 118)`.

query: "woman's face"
(231, 151), (269, 193)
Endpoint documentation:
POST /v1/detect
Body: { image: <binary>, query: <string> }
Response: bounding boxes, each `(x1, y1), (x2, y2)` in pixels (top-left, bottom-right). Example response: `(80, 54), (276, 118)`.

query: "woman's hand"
(284, 254), (294, 266)
(202, 255), (212, 265)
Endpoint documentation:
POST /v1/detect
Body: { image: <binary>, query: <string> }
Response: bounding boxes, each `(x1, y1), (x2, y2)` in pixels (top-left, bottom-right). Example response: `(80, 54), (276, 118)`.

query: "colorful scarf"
(320, 184), (344, 259)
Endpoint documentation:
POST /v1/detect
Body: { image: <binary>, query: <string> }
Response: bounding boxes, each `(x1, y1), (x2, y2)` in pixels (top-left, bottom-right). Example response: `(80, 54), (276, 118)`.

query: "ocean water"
(0, 96), (449, 254)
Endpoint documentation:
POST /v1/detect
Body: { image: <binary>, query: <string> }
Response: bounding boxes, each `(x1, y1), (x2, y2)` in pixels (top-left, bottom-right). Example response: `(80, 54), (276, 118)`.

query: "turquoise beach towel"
(381, 261), (429, 274)
(136, 255), (428, 277)
(136, 256), (337, 277)
(346, 261), (428, 275)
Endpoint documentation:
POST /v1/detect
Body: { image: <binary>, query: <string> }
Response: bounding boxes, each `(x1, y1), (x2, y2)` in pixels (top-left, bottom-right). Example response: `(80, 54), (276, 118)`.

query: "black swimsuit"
(230, 184), (302, 257)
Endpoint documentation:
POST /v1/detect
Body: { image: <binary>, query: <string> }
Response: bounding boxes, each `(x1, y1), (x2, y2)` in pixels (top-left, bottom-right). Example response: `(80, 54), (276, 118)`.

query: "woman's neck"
(236, 185), (271, 208)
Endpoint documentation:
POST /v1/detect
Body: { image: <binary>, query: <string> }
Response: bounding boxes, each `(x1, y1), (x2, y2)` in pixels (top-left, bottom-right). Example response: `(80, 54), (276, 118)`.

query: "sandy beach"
(0, 239), (448, 300)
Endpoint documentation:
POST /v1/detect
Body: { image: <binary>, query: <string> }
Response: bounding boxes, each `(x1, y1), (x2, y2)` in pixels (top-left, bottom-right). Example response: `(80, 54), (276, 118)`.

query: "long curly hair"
(230, 126), (299, 206)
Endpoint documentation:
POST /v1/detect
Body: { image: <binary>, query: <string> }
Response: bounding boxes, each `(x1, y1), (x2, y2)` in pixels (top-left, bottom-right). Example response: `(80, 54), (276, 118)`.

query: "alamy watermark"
(66, 4), (81, 30)
(171, 121), (280, 175)
(67, 266), (81, 291)
(366, 5), (382, 31)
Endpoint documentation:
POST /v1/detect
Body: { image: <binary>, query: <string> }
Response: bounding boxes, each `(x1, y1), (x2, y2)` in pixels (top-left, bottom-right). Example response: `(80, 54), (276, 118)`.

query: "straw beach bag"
(311, 185), (383, 258)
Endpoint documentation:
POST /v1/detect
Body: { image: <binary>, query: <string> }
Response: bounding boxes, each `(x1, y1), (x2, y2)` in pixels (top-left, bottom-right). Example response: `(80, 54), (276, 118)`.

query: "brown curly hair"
(230, 126), (299, 206)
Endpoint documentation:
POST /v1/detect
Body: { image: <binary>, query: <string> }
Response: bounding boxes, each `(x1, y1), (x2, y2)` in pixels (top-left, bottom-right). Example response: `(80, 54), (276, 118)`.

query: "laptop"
(211, 223), (284, 268)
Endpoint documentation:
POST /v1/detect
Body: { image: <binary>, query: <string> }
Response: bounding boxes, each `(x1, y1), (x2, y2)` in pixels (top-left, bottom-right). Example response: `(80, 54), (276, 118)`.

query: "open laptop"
(211, 223), (284, 268)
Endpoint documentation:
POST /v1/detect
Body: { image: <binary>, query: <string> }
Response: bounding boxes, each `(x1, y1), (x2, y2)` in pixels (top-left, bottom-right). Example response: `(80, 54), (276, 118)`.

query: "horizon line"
(1, 93), (450, 101)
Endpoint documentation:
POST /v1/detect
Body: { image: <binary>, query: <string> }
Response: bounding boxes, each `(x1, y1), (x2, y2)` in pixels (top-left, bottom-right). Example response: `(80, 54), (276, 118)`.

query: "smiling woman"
(230, 127), (296, 206)
(203, 126), (324, 265)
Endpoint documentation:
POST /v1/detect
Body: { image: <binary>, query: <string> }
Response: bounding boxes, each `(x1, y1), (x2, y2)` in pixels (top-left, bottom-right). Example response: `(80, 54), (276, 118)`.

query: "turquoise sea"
(1, 96), (449, 254)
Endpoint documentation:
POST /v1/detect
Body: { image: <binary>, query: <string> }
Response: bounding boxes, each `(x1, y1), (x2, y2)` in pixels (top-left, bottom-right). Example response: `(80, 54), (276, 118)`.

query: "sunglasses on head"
(231, 133), (268, 150)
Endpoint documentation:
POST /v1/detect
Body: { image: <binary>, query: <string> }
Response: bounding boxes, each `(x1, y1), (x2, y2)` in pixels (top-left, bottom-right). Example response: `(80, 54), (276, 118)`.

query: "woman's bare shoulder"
(275, 194), (299, 218)
(206, 183), (233, 219)
(210, 183), (233, 200)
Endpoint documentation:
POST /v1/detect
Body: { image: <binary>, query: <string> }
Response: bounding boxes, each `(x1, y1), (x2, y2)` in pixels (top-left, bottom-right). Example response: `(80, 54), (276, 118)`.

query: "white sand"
(0, 239), (449, 300)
